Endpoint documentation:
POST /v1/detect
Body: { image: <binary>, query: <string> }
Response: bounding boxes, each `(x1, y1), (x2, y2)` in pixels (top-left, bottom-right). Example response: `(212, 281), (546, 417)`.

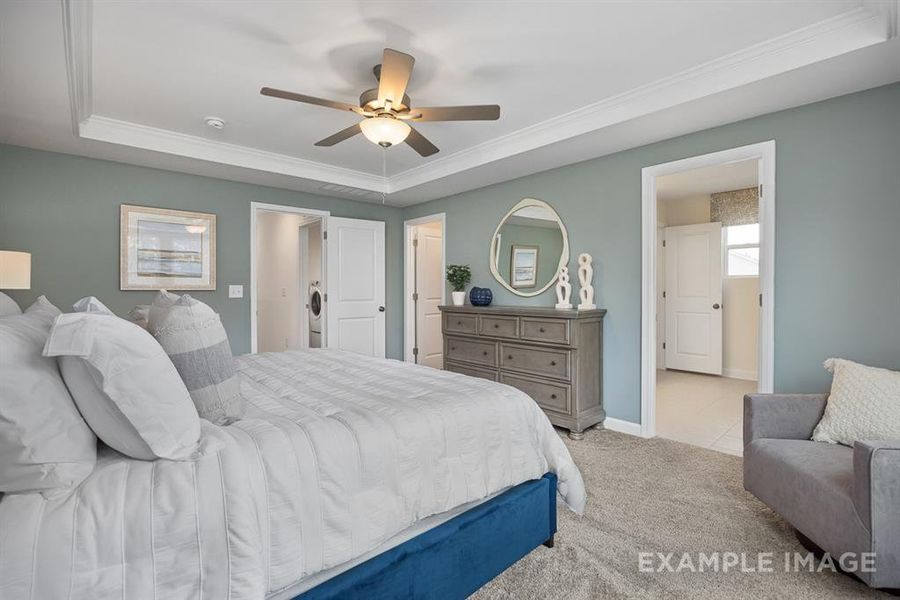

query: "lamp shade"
(359, 116), (411, 147)
(0, 251), (31, 289)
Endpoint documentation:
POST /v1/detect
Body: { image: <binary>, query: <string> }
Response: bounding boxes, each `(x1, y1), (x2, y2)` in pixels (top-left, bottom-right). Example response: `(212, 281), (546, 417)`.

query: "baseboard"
(722, 368), (757, 381)
(602, 418), (644, 438)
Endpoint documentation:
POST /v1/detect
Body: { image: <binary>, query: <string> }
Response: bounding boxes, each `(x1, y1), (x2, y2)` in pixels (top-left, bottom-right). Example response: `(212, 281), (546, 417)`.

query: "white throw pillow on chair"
(812, 358), (900, 446)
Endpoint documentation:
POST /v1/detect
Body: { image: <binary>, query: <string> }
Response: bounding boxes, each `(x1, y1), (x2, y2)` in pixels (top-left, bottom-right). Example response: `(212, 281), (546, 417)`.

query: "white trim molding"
(603, 418), (646, 438)
(250, 202), (330, 354)
(641, 141), (776, 439)
(403, 213), (446, 363)
(61, 1), (894, 205)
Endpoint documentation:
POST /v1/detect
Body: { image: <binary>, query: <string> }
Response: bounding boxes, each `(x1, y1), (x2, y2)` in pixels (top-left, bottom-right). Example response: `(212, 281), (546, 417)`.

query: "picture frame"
(120, 204), (216, 290)
(510, 245), (539, 288)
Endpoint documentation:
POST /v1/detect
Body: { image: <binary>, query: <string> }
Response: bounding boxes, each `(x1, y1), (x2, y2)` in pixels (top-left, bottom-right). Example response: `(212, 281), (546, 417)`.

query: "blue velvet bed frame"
(293, 473), (557, 600)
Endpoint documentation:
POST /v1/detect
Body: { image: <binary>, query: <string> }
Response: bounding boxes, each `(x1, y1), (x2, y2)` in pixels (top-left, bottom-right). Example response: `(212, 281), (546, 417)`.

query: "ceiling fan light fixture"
(360, 116), (410, 147)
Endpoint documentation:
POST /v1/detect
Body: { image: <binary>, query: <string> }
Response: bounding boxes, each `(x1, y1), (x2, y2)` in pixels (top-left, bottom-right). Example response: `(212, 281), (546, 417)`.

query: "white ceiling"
(657, 160), (759, 202)
(1, 1), (898, 206)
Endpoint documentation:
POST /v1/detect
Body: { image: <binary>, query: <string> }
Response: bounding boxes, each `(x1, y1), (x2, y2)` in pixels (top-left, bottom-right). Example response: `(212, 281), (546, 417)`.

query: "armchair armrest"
(743, 394), (827, 446)
(853, 441), (900, 588)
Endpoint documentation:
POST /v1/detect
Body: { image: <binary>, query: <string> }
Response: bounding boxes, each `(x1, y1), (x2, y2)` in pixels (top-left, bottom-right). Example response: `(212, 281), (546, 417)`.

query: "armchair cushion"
(743, 393), (826, 445)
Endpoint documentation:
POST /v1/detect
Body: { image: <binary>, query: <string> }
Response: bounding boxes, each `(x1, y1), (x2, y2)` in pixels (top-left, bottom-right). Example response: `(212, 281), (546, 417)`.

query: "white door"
(665, 222), (723, 375)
(413, 223), (444, 368)
(326, 217), (386, 357)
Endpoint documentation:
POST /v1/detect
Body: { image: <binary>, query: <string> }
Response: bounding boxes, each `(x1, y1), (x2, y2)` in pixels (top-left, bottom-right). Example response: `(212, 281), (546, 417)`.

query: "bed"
(0, 349), (585, 599)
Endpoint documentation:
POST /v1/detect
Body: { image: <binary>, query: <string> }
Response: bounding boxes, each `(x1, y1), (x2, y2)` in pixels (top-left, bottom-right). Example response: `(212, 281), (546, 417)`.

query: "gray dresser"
(440, 305), (606, 439)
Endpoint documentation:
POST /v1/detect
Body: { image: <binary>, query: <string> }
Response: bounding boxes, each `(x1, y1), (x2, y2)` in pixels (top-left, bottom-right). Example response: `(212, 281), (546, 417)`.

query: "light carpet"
(473, 428), (891, 599)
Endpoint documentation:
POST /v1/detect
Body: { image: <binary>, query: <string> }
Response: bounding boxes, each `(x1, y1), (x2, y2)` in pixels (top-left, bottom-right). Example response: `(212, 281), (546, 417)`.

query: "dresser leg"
(568, 430), (584, 441)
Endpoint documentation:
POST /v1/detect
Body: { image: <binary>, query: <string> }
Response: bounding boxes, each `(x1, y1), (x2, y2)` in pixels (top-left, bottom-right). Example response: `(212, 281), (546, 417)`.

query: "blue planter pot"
(469, 287), (493, 306)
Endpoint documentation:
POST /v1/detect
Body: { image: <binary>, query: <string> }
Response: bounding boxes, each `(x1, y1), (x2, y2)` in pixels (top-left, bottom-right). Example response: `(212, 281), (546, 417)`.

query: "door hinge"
(759, 293), (762, 307)
(758, 184), (763, 198)
(412, 238), (418, 247)
(662, 291), (666, 298)
(323, 231), (328, 240)
(663, 342), (666, 349)
(412, 292), (419, 301)
(662, 239), (666, 247)
(412, 347), (419, 356)
(323, 293), (328, 302)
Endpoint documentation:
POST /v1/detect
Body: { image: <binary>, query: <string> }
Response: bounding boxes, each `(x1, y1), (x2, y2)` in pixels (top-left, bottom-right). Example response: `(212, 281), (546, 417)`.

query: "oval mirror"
(489, 198), (569, 297)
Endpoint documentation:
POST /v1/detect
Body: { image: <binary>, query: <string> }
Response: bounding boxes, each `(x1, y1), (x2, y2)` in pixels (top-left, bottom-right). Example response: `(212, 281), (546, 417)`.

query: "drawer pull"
(450, 346), (456, 351)
(493, 323), (499, 328)
(507, 355), (513, 360)
(539, 327), (546, 333)
(550, 394), (557, 400)
(550, 360), (557, 366)
(456, 321), (462, 325)
(483, 351), (488, 356)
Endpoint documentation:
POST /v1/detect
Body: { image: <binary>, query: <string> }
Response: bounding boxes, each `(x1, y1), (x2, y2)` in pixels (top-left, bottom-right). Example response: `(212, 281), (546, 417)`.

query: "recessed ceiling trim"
(61, 0), (92, 135)
(61, 1), (895, 204)
(387, 4), (889, 194)
(79, 115), (387, 192)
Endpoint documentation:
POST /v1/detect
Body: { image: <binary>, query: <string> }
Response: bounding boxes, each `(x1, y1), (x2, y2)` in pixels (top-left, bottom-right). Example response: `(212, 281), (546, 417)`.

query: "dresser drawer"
(501, 373), (571, 415)
(500, 343), (571, 380)
(445, 360), (499, 382)
(444, 313), (477, 335)
(479, 315), (519, 339)
(446, 336), (497, 367)
(520, 318), (570, 345)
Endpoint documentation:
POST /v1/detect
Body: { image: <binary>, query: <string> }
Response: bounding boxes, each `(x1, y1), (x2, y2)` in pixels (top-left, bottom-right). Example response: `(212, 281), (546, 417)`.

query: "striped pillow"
(148, 291), (244, 425)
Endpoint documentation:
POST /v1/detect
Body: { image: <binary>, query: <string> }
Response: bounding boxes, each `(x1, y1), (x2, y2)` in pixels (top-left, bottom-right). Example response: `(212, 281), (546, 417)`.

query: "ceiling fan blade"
(405, 125), (439, 157)
(314, 122), (362, 147)
(412, 105), (501, 121)
(261, 87), (360, 113)
(376, 49), (415, 109)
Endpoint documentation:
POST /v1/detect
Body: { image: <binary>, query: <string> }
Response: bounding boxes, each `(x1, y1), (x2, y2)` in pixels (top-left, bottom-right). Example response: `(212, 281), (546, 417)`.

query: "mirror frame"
(489, 197), (570, 297)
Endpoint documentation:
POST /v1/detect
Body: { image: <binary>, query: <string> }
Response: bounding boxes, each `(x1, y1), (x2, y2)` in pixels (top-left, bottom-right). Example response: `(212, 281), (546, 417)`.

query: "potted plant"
(446, 265), (472, 306)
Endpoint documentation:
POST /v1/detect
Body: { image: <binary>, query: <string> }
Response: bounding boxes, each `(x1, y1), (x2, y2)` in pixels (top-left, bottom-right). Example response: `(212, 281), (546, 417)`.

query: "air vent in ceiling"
(319, 183), (380, 199)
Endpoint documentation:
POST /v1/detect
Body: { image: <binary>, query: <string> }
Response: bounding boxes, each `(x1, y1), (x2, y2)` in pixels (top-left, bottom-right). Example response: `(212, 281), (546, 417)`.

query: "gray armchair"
(743, 393), (900, 589)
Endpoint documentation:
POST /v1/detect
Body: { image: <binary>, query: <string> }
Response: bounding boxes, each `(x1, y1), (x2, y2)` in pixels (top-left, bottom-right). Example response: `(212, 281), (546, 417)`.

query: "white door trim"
(403, 213), (446, 363)
(641, 141), (776, 438)
(250, 202), (329, 354)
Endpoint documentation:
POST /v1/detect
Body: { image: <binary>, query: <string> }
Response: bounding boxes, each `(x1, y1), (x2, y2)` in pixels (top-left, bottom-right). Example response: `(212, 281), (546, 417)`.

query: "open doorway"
(641, 142), (775, 454)
(251, 203), (328, 353)
(404, 213), (445, 368)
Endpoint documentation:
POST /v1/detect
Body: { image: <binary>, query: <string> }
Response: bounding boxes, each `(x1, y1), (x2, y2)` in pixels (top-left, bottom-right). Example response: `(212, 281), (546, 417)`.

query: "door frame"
(641, 141), (775, 438)
(403, 213), (446, 363)
(250, 202), (329, 354)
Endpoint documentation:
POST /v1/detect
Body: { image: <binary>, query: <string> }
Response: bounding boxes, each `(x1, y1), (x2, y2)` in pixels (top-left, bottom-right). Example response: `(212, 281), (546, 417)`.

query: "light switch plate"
(228, 285), (244, 299)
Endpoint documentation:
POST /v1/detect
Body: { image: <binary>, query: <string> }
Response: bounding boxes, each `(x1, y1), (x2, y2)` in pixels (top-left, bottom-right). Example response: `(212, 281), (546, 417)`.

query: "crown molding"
(61, 0), (92, 135)
(62, 1), (895, 203)
(387, 4), (890, 193)
(80, 115), (387, 192)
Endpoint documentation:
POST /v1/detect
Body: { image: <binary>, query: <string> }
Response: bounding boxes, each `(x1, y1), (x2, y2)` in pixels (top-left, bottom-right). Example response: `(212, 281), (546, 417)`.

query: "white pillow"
(148, 291), (244, 425)
(0, 297), (97, 492)
(72, 296), (114, 315)
(812, 358), (900, 446)
(44, 312), (200, 460)
(127, 304), (150, 329)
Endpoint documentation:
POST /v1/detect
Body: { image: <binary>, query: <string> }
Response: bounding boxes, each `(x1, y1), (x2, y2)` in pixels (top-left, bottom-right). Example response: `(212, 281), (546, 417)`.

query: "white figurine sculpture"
(555, 266), (572, 309)
(577, 253), (596, 310)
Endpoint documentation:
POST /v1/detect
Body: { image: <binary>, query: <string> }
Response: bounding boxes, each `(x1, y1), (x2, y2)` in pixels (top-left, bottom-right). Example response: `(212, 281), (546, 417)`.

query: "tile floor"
(655, 369), (757, 457)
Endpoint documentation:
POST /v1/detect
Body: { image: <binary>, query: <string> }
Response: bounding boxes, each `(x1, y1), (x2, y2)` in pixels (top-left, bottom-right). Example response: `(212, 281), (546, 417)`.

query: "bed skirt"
(293, 473), (558, 600)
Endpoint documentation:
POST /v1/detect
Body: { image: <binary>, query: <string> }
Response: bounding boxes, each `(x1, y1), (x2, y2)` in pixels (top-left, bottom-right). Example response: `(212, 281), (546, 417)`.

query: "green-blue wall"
(2, 84), (898, 424)
(404, 83), (900, 423)
(0, 146), (405, 358)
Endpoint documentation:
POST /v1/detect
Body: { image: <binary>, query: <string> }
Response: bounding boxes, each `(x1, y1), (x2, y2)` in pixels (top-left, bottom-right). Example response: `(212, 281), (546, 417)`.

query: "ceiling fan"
(260, 48), (500, 157)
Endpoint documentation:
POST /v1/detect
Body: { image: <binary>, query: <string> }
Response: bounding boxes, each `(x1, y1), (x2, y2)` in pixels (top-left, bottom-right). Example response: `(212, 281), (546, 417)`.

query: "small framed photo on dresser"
(120, 204), (216, 290)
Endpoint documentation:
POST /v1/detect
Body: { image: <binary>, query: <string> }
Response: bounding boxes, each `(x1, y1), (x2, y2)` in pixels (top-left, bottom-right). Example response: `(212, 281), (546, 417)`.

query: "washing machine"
(308, 282), (323, 348)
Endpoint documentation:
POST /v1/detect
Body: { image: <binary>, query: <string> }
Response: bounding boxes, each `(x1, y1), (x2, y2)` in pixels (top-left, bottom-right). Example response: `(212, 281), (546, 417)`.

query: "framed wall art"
(120, 204), (216, 290)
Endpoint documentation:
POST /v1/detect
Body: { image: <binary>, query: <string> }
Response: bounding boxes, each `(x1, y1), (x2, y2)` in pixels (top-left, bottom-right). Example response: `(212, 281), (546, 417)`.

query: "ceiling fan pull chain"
(382, 146), (387, 205)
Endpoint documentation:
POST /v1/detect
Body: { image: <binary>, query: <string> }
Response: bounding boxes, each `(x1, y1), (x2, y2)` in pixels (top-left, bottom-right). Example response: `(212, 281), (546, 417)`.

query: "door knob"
(712, 303), (720, 310)
(378, 306), (385, 312)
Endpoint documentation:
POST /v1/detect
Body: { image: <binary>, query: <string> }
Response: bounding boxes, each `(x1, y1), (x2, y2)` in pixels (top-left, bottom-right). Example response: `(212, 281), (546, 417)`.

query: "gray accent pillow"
(148, 291), (244, 425)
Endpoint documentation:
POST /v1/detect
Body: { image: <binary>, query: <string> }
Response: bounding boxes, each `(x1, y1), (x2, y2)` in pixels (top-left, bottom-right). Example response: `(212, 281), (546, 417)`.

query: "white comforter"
(0, 350), (585, 600)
